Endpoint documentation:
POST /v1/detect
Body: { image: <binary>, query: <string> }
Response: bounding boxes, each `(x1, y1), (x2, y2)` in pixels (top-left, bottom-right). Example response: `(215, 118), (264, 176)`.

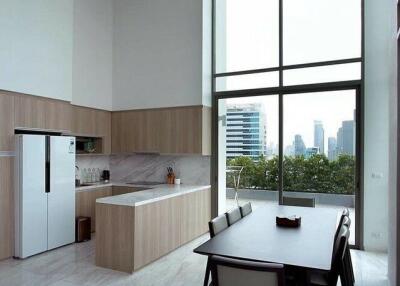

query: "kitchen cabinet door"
(0, 92), (15, 151)
(45, 99), (72, 131)
(75, 187), (112, 232)
(14, 94), (47, 129)
(71, 105), (96, 135)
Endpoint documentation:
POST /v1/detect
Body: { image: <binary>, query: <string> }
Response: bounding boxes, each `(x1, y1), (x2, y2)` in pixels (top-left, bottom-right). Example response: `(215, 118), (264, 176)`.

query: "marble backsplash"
(110, 155), (211, 186)
(76, 155), (110, 173)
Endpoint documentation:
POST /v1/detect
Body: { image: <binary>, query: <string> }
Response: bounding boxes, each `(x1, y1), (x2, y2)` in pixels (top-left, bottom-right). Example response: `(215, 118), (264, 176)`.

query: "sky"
(216, 0), (361, 155)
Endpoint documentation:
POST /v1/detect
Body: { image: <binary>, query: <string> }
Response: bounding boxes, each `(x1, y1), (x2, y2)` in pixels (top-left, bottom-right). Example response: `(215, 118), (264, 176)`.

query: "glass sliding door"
(212, 0), (363, 247)
(217, 95), (279, 213)
(282, 90), (358, 245)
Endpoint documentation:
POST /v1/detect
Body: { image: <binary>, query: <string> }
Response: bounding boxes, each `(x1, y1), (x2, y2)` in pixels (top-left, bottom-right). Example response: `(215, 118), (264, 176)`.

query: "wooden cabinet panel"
(14, 94), (72, 132)
(76, 187), (112, 232)
(112, 106), (211, 155)
(71, 106), (96, 135)
(134, 196), (182, 270)
(72, 106), (111, 154)
(94, 110), (111, 154)
(0, 157), (13, 260)
(112, 110), (158, 153)
(0, 93), (15, 151)
(158, 107), (203, 154)
(180, 188), (211, 245)
(14, 94), (47, 129)
(45, 100), (72, 131)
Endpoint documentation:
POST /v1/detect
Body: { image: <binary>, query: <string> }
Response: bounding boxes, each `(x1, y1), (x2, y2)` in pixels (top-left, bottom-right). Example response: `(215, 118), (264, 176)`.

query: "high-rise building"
(305, 147), (319, 158)
(336, 120), (355, 156)
(328, 137), (337, 161)
(342, 120), (355, 155)
(293, 134), (306, 156)
(314, 120), (325, 155)
(225, 103), (267, 159)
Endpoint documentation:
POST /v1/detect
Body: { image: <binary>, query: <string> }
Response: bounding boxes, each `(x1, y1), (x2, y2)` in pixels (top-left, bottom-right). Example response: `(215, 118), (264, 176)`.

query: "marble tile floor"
(0, 234), (387, 286)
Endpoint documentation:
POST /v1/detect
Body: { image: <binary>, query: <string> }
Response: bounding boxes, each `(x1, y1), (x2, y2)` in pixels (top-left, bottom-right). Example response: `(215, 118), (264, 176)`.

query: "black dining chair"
(209, 255), (286, 286)
(226, 207), (242, 226)
(240, 202), (252, 218)
(306, 225), (351, 286)
(334, 209), (355, 285)
(203, 214), (230, 286)
(282, 196), (315, 208)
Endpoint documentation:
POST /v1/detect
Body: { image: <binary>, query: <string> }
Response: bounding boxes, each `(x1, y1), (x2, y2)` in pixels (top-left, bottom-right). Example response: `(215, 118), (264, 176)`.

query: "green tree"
(226, 154), (355, 194)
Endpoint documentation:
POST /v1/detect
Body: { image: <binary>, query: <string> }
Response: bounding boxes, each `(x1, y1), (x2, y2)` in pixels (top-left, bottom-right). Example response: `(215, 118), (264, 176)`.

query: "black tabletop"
(194, 204), (339, 271)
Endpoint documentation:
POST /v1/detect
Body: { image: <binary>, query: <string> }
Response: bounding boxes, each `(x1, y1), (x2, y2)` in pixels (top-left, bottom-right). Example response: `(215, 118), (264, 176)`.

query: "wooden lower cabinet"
(0, 157), (13, 260)
(75, 187), (112, 232)
(96, 188), (211, 273)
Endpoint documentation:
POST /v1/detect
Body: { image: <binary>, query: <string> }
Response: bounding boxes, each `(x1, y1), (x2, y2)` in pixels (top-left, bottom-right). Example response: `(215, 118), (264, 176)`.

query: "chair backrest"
(240, 202), (252, 218)
(226, 207), (242, 226)
(282, 196), (315, 208)
(329, 225), (350, 285)
(209, 214), (229, 238)
(342, 216), (351, 228)
(335, 208), (350, 240)
(210, 255), (285, 286)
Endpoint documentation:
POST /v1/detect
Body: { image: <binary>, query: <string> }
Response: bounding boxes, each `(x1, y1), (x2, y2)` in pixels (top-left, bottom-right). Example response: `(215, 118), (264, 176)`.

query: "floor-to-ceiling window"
(212, 0), (362, 247)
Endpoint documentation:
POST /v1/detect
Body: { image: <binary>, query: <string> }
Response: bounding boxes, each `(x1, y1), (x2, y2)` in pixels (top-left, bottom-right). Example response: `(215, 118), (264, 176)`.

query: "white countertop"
(96, 184), (211, 207)
(75, 181), (157, 192)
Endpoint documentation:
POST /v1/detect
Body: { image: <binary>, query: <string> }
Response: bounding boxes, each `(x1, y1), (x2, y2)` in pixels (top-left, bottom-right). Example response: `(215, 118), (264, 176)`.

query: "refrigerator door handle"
(45, 136), (50, 193)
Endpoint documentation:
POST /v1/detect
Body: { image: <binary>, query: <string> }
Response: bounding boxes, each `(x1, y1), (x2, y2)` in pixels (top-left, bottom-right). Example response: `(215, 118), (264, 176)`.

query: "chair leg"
(346, 247), (355, 283)
(204, 257), (211, 286)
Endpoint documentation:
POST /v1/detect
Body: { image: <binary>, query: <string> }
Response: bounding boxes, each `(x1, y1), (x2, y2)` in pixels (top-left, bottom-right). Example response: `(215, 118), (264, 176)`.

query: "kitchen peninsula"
(95, 184), (211, 273)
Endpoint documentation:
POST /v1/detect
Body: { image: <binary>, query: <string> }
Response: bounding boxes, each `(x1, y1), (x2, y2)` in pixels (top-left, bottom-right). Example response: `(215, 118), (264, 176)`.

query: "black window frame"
(210, 0), (364, 250)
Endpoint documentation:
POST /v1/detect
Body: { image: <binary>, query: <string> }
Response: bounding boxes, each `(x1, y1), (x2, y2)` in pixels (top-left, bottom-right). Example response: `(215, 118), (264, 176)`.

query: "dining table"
(194, 204), (339, 274)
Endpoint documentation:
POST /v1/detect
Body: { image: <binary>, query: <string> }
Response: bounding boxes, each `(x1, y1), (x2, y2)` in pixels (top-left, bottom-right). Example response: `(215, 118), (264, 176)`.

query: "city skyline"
(225, 91), (356, 157)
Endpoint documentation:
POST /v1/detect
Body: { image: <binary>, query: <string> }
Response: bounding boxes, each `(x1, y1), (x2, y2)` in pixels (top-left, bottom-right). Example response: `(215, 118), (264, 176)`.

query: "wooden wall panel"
(75, 187), (112, 232)
(0, 157), (13, 260)
(0, 92), (15, 151)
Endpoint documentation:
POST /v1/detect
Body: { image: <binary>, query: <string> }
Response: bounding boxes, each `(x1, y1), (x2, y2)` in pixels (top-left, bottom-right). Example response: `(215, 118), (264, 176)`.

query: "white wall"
(72, 0), (113, 110)
(112, 0), (208, 110)
(364, 0), (397, 253)
(0, 0), (73, 101)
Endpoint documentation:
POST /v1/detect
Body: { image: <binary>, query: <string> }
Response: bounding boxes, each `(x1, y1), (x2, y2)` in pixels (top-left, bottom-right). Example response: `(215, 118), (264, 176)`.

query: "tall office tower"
(328, 137), (337, 161)
(314, 120), (325, 155)
(337, 127), (343, 154)
(342, 120), (355, 155)
(293, 134), (306, 156)
(225, 103), (267, 159)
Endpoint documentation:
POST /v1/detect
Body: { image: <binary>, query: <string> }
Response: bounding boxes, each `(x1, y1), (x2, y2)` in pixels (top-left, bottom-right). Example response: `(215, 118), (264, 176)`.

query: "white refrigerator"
(15, 134), (76, 259)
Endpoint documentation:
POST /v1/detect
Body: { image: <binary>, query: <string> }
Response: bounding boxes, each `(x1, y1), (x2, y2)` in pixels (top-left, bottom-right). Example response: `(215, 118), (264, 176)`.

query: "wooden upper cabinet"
(45, 100), (72, 131)
(14, 94), (47, 129)
(0, 92), (15, 151)
(112, 106), (211, 155)
(71, 105), (111, 154)
(112, 110), (159, 153)
(14, 94), (72, 132)
(71, 105), (96, 135)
